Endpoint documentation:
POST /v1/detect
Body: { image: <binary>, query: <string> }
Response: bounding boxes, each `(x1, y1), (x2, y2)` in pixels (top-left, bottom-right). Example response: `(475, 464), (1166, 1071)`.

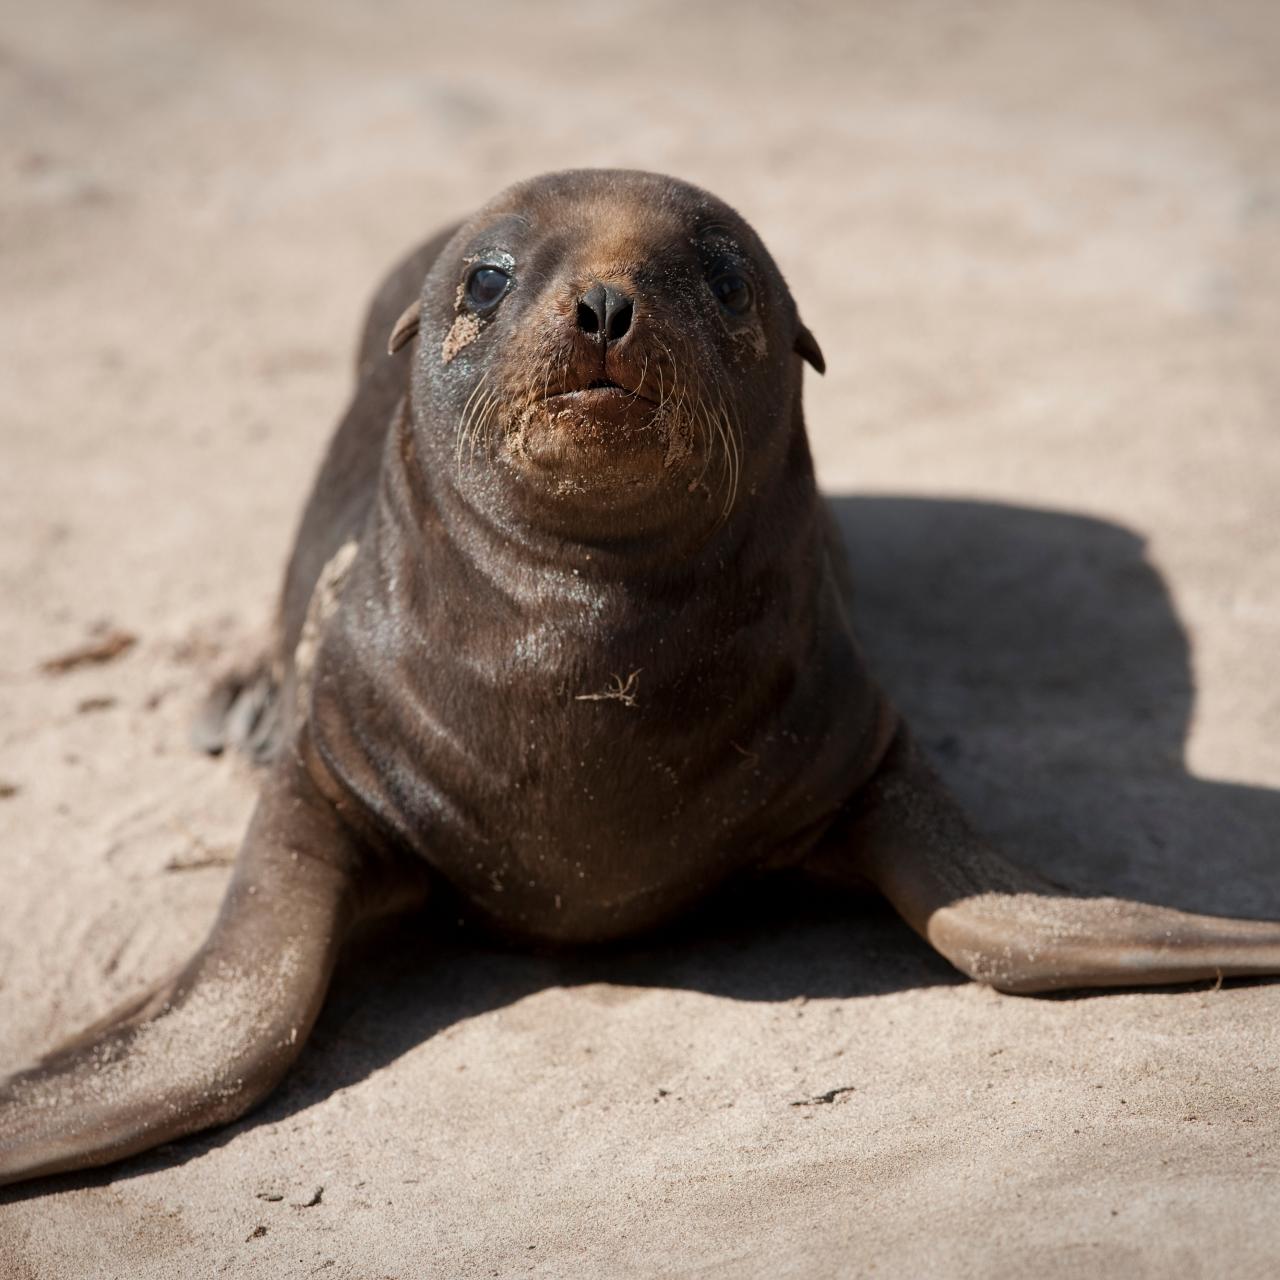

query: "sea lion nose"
(576, 281), (634, 343)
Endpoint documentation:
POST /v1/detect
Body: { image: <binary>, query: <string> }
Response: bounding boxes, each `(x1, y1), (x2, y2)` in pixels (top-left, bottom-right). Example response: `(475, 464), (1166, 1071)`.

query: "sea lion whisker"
(456, 370), (491, 470)
(699, 363), (739, 517)
(478, 391), (502, 460)
(656, 337), (689, 438)
(713, 388), (742, 517)
(627, 355), (650, 403)
(465, 392), (487, 463)
(654, 337), (677, 405)
(539, 338), (556, 405)
(673, 364), (714, 494)
(677, 359), (722, 505)
(467, 389), (498, 466)
(710, 401), (734, 518)
(694, 394), (719, 496)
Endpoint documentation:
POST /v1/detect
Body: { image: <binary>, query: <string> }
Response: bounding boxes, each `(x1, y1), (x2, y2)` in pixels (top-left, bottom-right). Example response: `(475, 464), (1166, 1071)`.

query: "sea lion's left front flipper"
(812, 725), (1280, 994)
(0, 748), (374, 1187)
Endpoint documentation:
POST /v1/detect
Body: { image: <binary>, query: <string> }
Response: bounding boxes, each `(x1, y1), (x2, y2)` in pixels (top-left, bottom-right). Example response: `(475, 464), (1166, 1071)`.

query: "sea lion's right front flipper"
(0, 748), (375, 1187)
(813, 724), (1280, 995)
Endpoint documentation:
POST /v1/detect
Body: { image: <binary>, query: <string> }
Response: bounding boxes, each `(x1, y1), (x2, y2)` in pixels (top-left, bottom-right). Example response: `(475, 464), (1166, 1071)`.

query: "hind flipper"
(0, 747), (372, 1187)
(811, 725), (1280, 994)
(191, 655), (285, 764)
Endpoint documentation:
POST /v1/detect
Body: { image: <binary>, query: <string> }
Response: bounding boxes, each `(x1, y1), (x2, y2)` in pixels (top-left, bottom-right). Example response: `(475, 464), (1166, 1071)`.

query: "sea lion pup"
(3, 168), (1279, 1188)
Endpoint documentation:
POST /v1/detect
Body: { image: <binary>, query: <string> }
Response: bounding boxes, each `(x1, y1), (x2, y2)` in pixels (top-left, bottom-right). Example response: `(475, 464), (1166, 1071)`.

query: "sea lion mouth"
(506, 371), (680, 496)
(542, 380), (658, 409)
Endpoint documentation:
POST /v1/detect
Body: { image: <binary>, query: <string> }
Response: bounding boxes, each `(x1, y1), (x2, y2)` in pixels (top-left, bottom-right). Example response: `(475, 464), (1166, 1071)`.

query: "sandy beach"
(1, 1), (1278, 1275)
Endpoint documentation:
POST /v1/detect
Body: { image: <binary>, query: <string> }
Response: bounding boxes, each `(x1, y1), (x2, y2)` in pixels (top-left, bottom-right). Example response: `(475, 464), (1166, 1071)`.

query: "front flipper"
(811, 725), (1280, 994)
(0, 748), (376, 1187)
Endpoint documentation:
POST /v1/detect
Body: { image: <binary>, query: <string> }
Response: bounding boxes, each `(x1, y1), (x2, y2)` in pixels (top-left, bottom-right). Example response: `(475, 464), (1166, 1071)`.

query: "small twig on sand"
(575, 669), (642, 708)
(40, 629), (137, 674)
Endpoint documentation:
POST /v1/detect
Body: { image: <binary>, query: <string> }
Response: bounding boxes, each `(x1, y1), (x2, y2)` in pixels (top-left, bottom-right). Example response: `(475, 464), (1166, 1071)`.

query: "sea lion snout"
(542, 270), (647, 398)
(575, 279), (635, 345)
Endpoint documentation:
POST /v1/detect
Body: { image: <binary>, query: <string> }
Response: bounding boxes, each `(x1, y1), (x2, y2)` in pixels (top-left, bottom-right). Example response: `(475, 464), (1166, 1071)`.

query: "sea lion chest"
(308, 525), (885, 944)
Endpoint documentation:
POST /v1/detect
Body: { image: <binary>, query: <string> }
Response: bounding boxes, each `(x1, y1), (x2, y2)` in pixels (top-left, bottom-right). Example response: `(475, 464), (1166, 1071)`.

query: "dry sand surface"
(2, 1), (1279, 1276)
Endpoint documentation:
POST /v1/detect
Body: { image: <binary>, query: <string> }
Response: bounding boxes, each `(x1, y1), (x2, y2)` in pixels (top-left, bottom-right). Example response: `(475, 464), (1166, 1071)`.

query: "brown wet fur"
(3, 168), (1280, 1189)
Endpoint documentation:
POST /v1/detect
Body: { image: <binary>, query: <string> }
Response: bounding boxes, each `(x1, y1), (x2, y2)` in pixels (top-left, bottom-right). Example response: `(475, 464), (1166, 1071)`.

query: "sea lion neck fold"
(392, 381), (815, 585)
(312, 386), (880, 944)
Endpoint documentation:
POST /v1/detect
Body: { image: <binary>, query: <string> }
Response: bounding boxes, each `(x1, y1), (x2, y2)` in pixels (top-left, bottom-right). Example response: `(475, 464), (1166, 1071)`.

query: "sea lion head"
(393, 169), (824, 541)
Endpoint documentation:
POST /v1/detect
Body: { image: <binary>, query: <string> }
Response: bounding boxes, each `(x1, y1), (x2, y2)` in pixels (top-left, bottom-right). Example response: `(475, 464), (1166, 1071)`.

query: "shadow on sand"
(14, 494), (1278, 1199)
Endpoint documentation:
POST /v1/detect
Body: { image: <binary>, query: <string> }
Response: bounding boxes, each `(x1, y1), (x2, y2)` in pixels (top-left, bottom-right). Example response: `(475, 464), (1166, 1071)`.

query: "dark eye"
(710, 271), (753, 315)
(466, 265), (512, 311)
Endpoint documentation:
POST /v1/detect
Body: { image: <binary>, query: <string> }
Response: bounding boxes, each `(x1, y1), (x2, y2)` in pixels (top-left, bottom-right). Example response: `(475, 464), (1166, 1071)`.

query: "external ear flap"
(794, 323), (826, 375)
(387, 299), (422, 355)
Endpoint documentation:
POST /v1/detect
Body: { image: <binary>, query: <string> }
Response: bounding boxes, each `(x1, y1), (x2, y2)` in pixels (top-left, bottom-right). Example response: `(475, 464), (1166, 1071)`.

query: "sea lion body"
(4, 169), (1280, 1189)
(310, 405), (886, 943)
(275, 172), (888, 943)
